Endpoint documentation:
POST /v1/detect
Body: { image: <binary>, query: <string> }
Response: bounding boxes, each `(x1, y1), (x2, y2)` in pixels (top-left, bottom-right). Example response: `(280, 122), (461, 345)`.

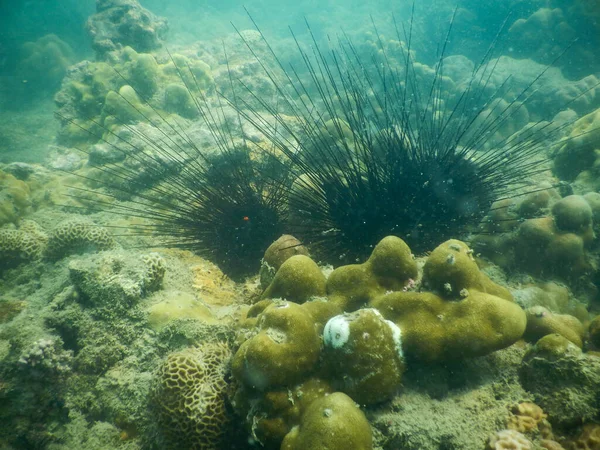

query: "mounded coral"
(524, 306), (585, 347)
(281, 392), (372, 450)
(554, 108), (600, 193)
(589, 315), (600, 349)
(261, 255), (326, 303)
(232, 301), (321, 390)
(0, 169), (32, 226)
(506, 8), (597, 78)
(0, 220), (48, 268)
(563, 424), (600, 450)
(473, 189), (598, 283)
(152, 342), (232, 449)
(16, 34), (75, 92)
(507, 402), (548, 435)
(373, 240), (525, 362)
(259, 234), (309, 289)
(46, 219), (116, 259)
(230, 377), (334, 448)
(322, 308), (404, 405)
(487, 429), (532, 450)
(326, 235), (418, 311)
(69, 249), (165, 316)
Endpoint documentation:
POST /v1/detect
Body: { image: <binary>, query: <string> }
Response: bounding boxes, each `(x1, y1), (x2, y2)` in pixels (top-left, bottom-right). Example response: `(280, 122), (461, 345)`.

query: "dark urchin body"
(63, 8), (573, 274)
(61, 65), (292, 280)
(231, 10), (558, 262)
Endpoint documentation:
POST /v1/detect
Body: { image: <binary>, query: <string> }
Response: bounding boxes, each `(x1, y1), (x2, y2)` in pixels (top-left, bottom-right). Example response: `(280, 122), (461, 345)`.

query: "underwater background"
(0, 0), (600, 449)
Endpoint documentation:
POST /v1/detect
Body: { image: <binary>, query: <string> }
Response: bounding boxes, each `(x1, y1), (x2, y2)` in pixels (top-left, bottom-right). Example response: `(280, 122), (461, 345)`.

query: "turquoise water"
(0, 0), (599, 449)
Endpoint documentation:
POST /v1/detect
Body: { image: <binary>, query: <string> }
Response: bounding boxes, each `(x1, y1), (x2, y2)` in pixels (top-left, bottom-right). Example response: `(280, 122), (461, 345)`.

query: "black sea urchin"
(60, 6), (592, 275)
(228, 9), (572, 263)
(59, 58), (292, 280)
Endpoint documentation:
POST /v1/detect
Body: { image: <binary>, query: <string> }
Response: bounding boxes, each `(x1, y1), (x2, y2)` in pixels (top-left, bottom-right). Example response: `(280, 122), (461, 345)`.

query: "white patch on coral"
(386, 319), (404, 359)
(323, 315), (350, 349)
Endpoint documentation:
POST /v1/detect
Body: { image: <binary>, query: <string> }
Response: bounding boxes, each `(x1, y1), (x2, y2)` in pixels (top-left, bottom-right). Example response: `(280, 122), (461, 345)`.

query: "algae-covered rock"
(232, 301), (321, 390)
(147, 291), (218, 330)
(519, 334), (600, 427)
(87, 0), (168, 59)
(323, 308), (404, 405)
(327, 236), (418, 311)
(281, 392), (372, 450)
(261, 255), (326, 303)
(69, 249), (165, 315)
(524, 306), (585, 347)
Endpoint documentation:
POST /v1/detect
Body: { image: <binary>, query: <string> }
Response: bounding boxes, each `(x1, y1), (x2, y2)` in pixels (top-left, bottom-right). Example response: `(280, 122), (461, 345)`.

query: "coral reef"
(259, 235), (309, 289)
(232, 301), (321, 390)
(261, 255), (326, 303)
(326, 236), (418, 311)
(0, 169), (32, 226)
(18, 337), (73, 380)
(16, 34), (75, 92)
(86, 0), (168, 60)
(373, 240), (525, 362)
(554, 108), (600, 193)
(473, 189), (599, 284)
(152, 342), (232, 449)
(0, 220), (48, 268)
(524, 306), (585, 347)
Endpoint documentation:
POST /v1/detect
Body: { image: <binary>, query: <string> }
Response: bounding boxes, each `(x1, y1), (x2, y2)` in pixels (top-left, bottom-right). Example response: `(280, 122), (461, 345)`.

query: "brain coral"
(46, 219), (116, 258)
(152, 342), (232, 449)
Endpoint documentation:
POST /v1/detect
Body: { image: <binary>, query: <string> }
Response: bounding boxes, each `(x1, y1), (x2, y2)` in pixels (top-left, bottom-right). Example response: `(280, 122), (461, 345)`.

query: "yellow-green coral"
(152, 342), (232, 449)
(327, 235), (418, 311)
(281, 392), (372, 450)
(261, 255), (326, 303)
(524, 306), (585, 347)
(323, 308), (404, 405)
(0, 170), (31, 226)
(0, 220), (48, 267)
(554, 108), (600, 191)
(232, 301), (321, 390)
(373, 239), (525, 362)
(17, 34), (74, 89)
